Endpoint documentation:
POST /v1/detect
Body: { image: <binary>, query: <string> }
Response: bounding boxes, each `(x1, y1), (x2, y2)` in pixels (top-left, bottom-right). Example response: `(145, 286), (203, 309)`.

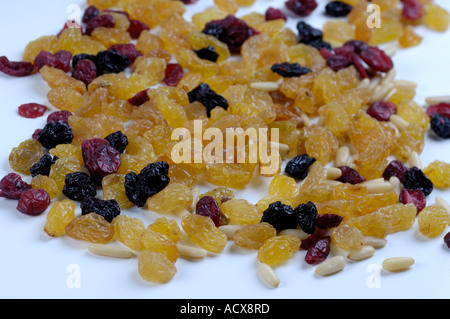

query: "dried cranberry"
(85, 14), (115, 36)
(195, 196), (221, 227)
(179, 0), (198, 3)
(33, 50), (72, 73)
(326, 55), (351, 71)
(316, 214), (343, 229)
(0, 173), (31, 199)
(101, 9), (130, 19)
(30, 154), (58, 177)
(294, 201), (318, 234)
(359, 46), (393, 73)
(18, 103), (47, 119)
(109, 44), (142, 63)
(104, 131), (128, 154)
(32, 129), (42, 141)
(265, 7), (287, 21)
(319, 48), (333, 59)
(402, 0), (424, 20)
(0, 56), (34, 77)
(127, 89), (150, 106)
(382, 160), (408, 183)
(285, 0), (318, 17)
(430, 114), (450, 139)
(72, 53), (97, 68)
(188, 82), (228, 117)
(260, 201), (298, 231)
(444, 232), (450, 249)
(72, 59), (97, 85)
(344, 40), (370, 54)
(271, 62), (311, 78)
(399, 189), (426, 214)
(47, 110), (72, 124)
(285, 154), (316, 180)
(350, 52), (370, 79)
(127, 19), (150, 39)
(300, 228), (328, 250)
(16, 189), (51, 216)
(305, 236), (331, 265)
(325, 1), (353, 17)
(81, 138), (121, 183)
(403, 166), (434, 196)
(426, 102), (450, 119)
(80, 197), (120, 222)
(82, 5), (100, 23)
(194, 46), (219, 62)
(366, 101), (397, 121)
(337, 166), (366, 184)
(163, 63), (184, 87)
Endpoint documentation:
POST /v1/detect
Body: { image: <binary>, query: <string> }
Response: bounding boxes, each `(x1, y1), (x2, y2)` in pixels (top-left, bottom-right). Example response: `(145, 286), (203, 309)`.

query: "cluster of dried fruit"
(0, 0), (449, 286)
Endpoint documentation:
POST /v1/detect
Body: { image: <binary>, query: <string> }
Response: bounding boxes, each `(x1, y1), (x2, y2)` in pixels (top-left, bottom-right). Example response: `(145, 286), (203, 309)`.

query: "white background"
(0, 0), (449, 299)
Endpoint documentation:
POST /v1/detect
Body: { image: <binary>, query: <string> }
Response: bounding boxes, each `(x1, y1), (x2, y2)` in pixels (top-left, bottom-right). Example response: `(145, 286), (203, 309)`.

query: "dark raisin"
(109, 43), (143, 64)
(402, 0), (424, 20)
(444, 232), (450, 249)
(0, 173), (31, 199)
(337, 166), (366, 184)
(94, 50), (130, 74)
(202, 23), (223, 39)
(430, 113), (450, 139)
(366, 101), (397, 121)
(0, 56), (34, 77)
(325, 1), (353, 17)
(187, 82), (228, 117)
(260, 201), (298, 231)
(30, 154), (58, 177)
(403, 166), (434, 196)
(72, 54), (97, 68)
(326, 55), (352, 71)
(194, 45), (219, 62)
(399, 189), (426, 214)
(307, 39), (332, 51)
(163, 63), (184, 87)
(285, 0), (318, 17)
(62, 172), (97, 201)
(195, 196), (221, 227)
(85, 14), (115, 36)
(36, 122), (74, 149)
(127, 19), (150, 39)
(294, 201), (318, 234)
(81, 138), (122, 183)
(33, 50), (73, 73)
(46, 110), (72, 124)
(104, 131), (128, 153)
(383, 160), (408, 183)
(82, 5), (100, 23)
(271, 62), (311, 78)
(296, 21), (323, 44)
(285, 154), (316, 180)
(124, 161), (170, 208)
(127, 89), (150, 106)
(316, 213), (343, 229)
(359, 46), (394, 73)
(304, 236), (331, 265)
(72, 59), (97, 85)
(265, 7), (287, 21)
(16, 189), (51, 216)
(426, 102), (450, 119)
(179, 0), (198, 4)
(18, 103), (47, 119)
(80, 197), (120, 223)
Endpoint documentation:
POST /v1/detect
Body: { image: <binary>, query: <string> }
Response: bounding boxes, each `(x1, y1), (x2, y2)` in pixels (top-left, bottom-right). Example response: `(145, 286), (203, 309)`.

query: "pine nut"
(408, 151), (422, 169)
(218, 224), (243, 239)
(189, 187), (201, 212)
(435, 196), (450, 216)
(258, 262), (280, 288)
(327, 167), (342, 180)
(335, 146), (350, 167)
(358, 78), (370, 89)
(88, 244), (136, 259)
(383, 42), (399, 57)
(250, 81), (280, 92)
(389, 176), (401, 195)
(364, 180), (394, 194)
(347, 245), (376, 261)
(425, 95), (450, 105)
(393, 79), (417, 90)
(381, 68), (396, 85)
(300, 112), (312, 127)
(383, 88), (397, 101)
(364, 236), (387, 249)
(315, 256), (346, 276)
(370, 82), (394, 103)
(177, 243), (207, 259)
(390, 114), (409, 130)
(278, 228), (310, 240)
(382, 257), (415, 272)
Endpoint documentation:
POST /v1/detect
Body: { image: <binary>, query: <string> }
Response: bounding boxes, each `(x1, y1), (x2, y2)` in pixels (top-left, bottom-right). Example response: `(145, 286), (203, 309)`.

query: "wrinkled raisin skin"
(85, 14), (115, 36)
(260, 201), (298, 231)
(285, 154), (316, 180)
(37, 122), (74, 150)
(271, 62), (311, 78)
(16, 188), (51, 216)
(80, 196), (120, 222)
(195, 196), (221, 227)
(430, 114), (450, 139)
(81, 138), (121, 183)
(316, 213), (343, 229)
(188, 82), (228, 117)
(403, 166), (434, 196)
(325, 1), (353, 17)
(194, 46), (219, 62)
(72, 59), (97, 85)
(104, 131), (128, 154)
(285, 0), (318, 17)
(366, 101), (397, 121)
(294, 201), (318, 234)
(62, 172), (97, 201)
(383, 160), (407, 182)
(30, 154), (58, 177)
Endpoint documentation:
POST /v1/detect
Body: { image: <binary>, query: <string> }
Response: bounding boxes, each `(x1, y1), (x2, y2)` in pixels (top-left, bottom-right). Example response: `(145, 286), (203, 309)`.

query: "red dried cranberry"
(85, 14), (115, 36)
(195, 196), (221, 227)
(399, 189), (426, 214)
(163, 63), (184, 87)
(32, 129), (42, 140)
(327, 55), (352, 71)
(305, 236), (331, 265)
(426, 102), (450, 119)
(383, 160), (408, 182)
(109, 44), (142, 63)
(359, 46), (393, 73)
(0, 173), (31, 199)
(47, 110), (73, 124)
(402, 0), (424, 20)
(179, 0), (198, 3)
(300, 228), (328, 250)
(102, 9), (130, 19)
(265, 7), (287, 21)
(16, 189), (51, 216)
(127, 89), (150, 106)
(344, 40), (370, 54)
(316, 214), (343, 229)
(366, 101), (397, 121)
(0, 56), (34, 77)
(285, 0), (318, 17)
(444, 232), (450, 249)
(34, 50), (73, 73)
(127, 19), (150, 39)
(333, 45), (355, 58)
(81, 138), (121, 183)
(72, 59), (97, 85)
(319, 48), (333, 59)
(82, 5), (100, 23)
(337, 166), (366, 184)
(350, 53), (370, 79)
(18, 103), (47, 119)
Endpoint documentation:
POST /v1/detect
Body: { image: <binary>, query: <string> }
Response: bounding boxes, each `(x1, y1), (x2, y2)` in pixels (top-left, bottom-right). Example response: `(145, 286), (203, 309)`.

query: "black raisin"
(271, 62), (311, 78)
(403, 166), (434, 197)
(37, 121), (73, 149)
(62, 172), (97, 201)
(285, 154), (316, 180)
(325, 1), (353, 17)
(124, 161), (170, 207)
(104, 131), (128, 153)
(260, 201), (298, 231)
(29, 154), (58, 177)
(294, 201), (318, 234)
(202, 22), (223, 39)
(306, 39), (332, 51)
(430, 113), (450, 139)
(194, 45), (219, 62)
(297, 21), (323, 44)
(94, 50), (130, 74)
(80, 196), (120, 222)
(187, 82), (229, 117)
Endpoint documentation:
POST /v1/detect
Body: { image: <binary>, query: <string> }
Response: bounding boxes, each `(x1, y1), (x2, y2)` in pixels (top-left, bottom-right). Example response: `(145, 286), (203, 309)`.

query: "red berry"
(383, 160), (408, 182)
(81, 138), (121, 183)
(72, 59), (97, 85)
(337, 166), (366, 184)
(285, 0), (318, 17)
(127, 89), (150, 106)
(16, 189), (51, 216)
(85, 14), (115, 36)
(0, 56), (34, 77)
(359, 46), (393, 73)
(326, 55), (352, 71)
(305, 236), (331, 265)
(109, 43), (142, 64)
(195, 196), (221, 227)
(18, 103), (47, 119)
(265, 7), (287, 21)
(444, 232), (450, 249)
(366, 101), (397, 121)
(399, 189), (426, 214)
(426, 102), (450, 119)
(163, 63), (184, 87)
(316, 214), (343, 229)
(402, 0), (424, 20)
(0, 173), (31, 199)
(46, 110), (73, 124)
(127, 19), (150, 39)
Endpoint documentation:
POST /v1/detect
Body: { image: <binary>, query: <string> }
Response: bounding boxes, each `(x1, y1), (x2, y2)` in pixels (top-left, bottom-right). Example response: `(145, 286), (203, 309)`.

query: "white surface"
(0, 0), (449, 299)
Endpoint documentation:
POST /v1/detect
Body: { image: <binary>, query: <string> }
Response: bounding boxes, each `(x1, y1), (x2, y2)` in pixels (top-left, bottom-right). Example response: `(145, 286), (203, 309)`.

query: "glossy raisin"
(104, 131), (128, 153)
(72, 59), (97, 85)
(367, 101), (397, 121)
(260, 201), (298, 231)
(399, 189), (426, 213)
(285, 154), (316, 180)
(16, 188), (51, 216)
(325, 1), (353, 17)
(195, 195), (221, 227)
(81, 138), (121, 182)
(403, 166), (434, 196)
(383, 160), (408, 183)
(337, 166), (366, 184)
(304, 236), (331, 265)
(0, 173), (31, 199)
(37, 122), (73, 150)
(430, 114), (450, 139)
(18, 103), (47, 119)
(0, 56), (34, 77)
(188, 82), (228, 117)
(194, 45), (219, 62)
(265, 7), (287, 21)
(80, 196), (120, 222)
(29, 154), (58, 177)
(285, 0), (318, 17)
(271, 62), (311, 78)
(62, 172), (97, 201)
(163, 63), (184, 87)
(294, 201), (318, 234)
